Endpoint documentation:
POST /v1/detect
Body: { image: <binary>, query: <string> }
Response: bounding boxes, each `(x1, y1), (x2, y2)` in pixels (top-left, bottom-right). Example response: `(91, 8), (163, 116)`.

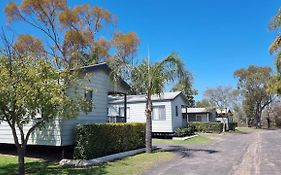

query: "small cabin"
(108, 91), (187, 133)
(0, 63), (130, 146)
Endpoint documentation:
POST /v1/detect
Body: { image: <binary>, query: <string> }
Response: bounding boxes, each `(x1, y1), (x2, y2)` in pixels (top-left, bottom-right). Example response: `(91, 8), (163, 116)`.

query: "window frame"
(119, 107), (130, 119)
(84, 88), (93, 112)
(152, 105), (166, 121)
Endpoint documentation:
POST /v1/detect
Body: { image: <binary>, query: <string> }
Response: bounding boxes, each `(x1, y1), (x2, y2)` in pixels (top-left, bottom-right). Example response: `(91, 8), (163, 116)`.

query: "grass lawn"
(153, 135), (213, 145)
(0, 151), (174, 175)
(235, 127), (263, 133)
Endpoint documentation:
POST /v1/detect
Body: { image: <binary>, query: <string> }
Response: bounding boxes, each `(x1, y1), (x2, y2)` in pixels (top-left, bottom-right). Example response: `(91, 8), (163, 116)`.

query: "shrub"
(189, 122), (223, 133)
(74, 122), (145, 160)
(229, 122), (238, 130)
(175, 125), (195, 137)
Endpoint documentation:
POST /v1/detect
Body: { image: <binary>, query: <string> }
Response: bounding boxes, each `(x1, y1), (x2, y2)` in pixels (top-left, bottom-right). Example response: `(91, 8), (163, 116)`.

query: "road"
(144, 129), (281, 175)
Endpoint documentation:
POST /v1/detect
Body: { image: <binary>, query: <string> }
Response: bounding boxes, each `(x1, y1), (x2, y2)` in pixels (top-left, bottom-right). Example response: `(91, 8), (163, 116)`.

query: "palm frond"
(270, 35), (281, 54)
(269, 8), (281, 30)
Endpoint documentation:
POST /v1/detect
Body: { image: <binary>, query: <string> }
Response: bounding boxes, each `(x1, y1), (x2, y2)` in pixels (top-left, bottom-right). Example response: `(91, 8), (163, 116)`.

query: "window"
(119, 107), (130, 119)
(85, 89), (93, 112)
(196, 115), (202, 122)
(175, 106), (178, 116)
(152, 106), (166, 121)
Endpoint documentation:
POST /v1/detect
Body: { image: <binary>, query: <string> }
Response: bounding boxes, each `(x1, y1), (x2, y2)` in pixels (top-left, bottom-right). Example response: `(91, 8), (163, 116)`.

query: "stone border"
(172, 134), (198, 141)
(60, 148), (146, 167)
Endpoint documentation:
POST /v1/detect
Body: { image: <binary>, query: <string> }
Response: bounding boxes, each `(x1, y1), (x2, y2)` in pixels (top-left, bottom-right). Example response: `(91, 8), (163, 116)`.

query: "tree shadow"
(0, 144), (73, 161)
(158, 145), (219, 158)
(0, 161), (109, 175)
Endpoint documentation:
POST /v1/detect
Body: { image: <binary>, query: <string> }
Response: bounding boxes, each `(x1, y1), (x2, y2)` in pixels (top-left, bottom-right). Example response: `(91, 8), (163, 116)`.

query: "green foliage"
(130, 53), (185, 95)
(171, 70), (197, 107)
(130, 53), (185, 153)
(0, 55), (83, 130)
(189, 122), (223, 133)
(229, 122), (238, 130)
(74, 123), (145, 159)
(234, 65), (274, 128)
(195, 99), (213, 108)
(175, 125), (195, 137)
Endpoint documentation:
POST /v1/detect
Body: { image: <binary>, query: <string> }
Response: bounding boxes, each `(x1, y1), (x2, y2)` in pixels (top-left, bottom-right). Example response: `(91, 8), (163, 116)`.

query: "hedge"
(189, 122), (223, 133)
(175, 124), (195, 137)
(74, 122), (145, 160)
(229, 122), (238, 130)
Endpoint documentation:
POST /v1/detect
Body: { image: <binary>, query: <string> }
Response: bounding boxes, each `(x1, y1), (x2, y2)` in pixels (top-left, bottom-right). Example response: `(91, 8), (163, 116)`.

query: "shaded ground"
(0, 144), (73, 161)
(145, 129), (281, 175)
(0, 151), (174, 175)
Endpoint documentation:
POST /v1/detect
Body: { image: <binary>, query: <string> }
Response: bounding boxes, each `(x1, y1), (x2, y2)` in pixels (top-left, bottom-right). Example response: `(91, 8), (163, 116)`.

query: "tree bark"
(267, 118), (271, 128)
(17, 147), (25, 175)
(145, 95), (152, 153)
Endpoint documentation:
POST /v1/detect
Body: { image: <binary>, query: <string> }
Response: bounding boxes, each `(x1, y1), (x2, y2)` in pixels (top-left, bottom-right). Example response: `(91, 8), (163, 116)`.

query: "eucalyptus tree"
(0, 35), (86, 174)
(5, 0), (139, 70)
(203, 86), (239, 131)
(3, 0), (139, 174)
(131, 53), (184, 153)
(234, 65), (274, 128)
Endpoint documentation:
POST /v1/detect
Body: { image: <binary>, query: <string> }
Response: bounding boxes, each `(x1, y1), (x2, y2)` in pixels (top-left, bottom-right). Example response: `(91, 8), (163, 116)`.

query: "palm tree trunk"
(145, 95), (152, 153)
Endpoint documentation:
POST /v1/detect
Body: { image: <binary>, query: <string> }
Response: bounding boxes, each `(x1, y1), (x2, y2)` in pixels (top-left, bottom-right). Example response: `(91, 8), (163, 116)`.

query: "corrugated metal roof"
(108, 91), (183, 103)
(182, 107), (216, 113)
(182, 108), (208, 113)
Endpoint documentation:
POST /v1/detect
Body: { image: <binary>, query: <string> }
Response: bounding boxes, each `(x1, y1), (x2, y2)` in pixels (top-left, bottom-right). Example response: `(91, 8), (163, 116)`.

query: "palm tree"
(131, 53), (184, 153)
(270, 9), (281, 72)
(172, 70), (198, 108)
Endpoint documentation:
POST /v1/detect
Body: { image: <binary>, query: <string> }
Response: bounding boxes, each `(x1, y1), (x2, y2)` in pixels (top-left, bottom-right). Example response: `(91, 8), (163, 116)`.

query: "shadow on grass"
(0, 161), (109, 175)
(159, 145), (219, 159)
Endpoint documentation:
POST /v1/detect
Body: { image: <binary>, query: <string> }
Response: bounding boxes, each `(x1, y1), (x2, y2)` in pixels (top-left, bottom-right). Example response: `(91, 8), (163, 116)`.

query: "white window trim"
(152, 105), (166, 121)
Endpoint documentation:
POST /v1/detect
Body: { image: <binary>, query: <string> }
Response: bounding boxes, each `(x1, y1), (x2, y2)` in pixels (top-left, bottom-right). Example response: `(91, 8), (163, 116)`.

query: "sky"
(0, 0), (280, 100)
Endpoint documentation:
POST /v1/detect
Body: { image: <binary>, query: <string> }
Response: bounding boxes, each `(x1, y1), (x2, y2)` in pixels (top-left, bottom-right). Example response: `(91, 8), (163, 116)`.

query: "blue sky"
(0, 0), (280, 100)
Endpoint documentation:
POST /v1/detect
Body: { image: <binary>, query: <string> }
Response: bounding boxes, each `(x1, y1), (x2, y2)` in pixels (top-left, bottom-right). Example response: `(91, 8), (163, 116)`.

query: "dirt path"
(144, 129), (281, 175)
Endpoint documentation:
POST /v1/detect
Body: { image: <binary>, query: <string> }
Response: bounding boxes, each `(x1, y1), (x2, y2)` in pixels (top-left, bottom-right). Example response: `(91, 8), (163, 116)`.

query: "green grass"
(235, 127), (262, 133)
(0, 152), (174, 175)
(153, 135), (213, 145)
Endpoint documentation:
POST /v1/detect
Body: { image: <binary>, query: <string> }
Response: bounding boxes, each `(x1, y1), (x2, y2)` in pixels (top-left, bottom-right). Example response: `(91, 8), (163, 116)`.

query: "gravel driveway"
(144, 129), (281, 175)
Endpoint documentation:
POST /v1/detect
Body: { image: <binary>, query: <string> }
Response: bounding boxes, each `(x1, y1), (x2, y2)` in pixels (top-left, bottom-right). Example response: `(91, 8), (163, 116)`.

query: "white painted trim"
(172, 134), (198, 141)
(60, 148), (147, 167)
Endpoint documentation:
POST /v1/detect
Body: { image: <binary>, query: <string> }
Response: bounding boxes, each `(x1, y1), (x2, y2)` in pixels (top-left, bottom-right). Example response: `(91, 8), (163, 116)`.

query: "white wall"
(171, 96), (185, 130)
(61, 69), (127, 146)
(109, 100), (174, 132)
(0, 69), (128, 146)
(0, 119), (62, 146)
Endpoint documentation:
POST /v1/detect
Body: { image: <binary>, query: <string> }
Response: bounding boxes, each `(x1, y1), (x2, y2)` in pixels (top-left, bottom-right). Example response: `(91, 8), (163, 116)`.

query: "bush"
(229, 122), (238, 130)
(74, 122), (145, 160)
(189, 122), (223, 133)
(175, 125), (195, 137)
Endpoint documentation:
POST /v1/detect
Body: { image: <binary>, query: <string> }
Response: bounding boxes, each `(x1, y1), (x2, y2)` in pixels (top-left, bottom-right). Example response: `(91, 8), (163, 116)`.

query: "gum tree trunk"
(17, 147), (25, 175)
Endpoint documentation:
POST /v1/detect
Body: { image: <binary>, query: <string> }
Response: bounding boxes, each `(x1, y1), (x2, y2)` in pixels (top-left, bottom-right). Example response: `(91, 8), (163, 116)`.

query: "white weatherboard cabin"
(216, 109), (233, 130)
(0, 63), (130, 146)
(182, 108), (217, 122)
(108, 91), (187, 133)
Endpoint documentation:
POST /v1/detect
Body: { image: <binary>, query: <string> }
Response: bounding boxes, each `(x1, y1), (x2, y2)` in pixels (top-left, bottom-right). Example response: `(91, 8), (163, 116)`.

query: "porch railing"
(108, 116), (126, 123)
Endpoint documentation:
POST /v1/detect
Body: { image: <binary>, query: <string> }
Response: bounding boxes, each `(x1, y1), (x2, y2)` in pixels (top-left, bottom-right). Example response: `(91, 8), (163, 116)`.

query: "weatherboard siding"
(61, 69), (127, 146)
(171, 96), (185, 130)
(0, 69), (128, 146)
(0, 119), (62, 146)
(108, 101), (174, 132)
